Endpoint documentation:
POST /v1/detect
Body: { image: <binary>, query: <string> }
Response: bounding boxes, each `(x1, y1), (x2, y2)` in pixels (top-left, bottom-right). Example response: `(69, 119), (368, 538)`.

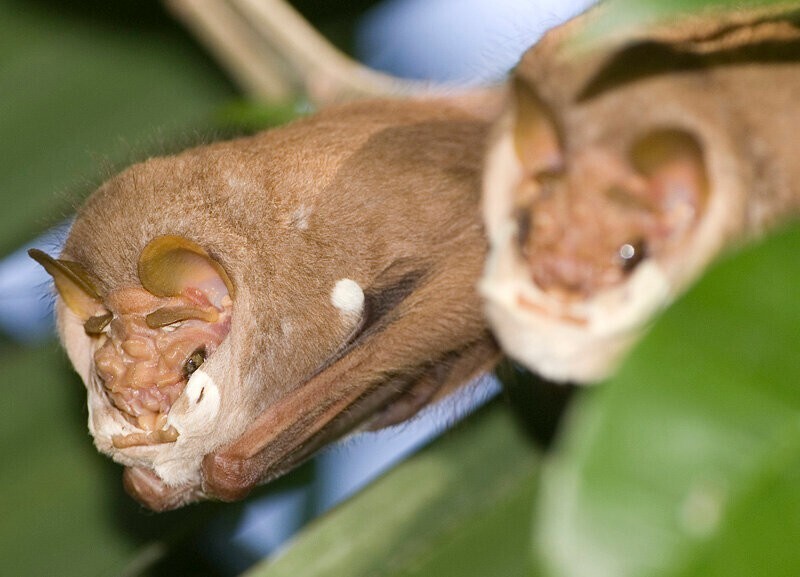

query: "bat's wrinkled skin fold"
(481, 4), (800, 383)
(94, 287), (233, 448)
(34, 99), (501, 510)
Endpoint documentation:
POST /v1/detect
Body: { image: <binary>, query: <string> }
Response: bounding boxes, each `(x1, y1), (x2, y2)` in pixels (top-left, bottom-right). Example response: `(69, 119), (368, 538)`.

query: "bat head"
(482, 76), (712, 383)
(30, 235), (234, 480)
(513, 79), (708, 299)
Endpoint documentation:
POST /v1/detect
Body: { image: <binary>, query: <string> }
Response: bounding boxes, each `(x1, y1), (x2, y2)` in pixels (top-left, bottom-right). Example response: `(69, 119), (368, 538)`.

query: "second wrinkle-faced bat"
(31, 97), (502, 510)
(481, 3), (800, 383)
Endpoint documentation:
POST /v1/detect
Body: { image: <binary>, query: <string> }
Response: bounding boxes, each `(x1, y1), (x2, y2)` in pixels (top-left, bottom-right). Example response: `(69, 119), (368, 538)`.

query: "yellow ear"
(28, 249), (104, 320)
(631, 129), (708, 217)
(512, 77), (563, 175)
(138, 236), (234, 305)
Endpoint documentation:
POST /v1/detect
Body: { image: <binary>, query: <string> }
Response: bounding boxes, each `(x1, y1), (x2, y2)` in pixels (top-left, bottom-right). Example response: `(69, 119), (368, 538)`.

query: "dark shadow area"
(110, 463), (316, 577)
(17, 0), (189, 32)
(496, 360), (578, 450)
(579, 14), (800, 102)
(20, 0), (384, 58)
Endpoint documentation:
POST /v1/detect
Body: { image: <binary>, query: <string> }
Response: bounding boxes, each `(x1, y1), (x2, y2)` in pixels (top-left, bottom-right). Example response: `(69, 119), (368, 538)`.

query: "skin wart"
(93, 287), (232, 446)
(517, 148), (699, 299)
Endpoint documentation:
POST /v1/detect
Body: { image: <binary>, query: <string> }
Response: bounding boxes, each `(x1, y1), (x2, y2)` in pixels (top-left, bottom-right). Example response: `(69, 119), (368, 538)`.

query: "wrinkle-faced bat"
(31, 97), (502, 510)
(481, 4), (800, 383)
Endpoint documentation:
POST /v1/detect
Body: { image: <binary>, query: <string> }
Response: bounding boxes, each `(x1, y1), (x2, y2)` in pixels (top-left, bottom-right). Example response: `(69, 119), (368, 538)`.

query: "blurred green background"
(2, 1), (799, 576)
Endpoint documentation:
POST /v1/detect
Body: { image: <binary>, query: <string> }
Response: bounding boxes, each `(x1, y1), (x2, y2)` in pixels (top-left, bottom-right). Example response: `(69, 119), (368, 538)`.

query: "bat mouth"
(481, 240), (672, 383)
(106, 382), (183, 449)
(92, 365), (186, 449)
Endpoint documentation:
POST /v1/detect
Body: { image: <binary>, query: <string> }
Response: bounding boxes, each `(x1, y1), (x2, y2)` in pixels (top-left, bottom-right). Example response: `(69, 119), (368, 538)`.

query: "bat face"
(482, 81), (711, 383)
(31, 234), (237, 486)
(90, 276), (233, 447)
(482, 4), (800, 383)
(514, 131), (705, 300)
(32, 99), (499, 509)
(95, 296), (199, 443)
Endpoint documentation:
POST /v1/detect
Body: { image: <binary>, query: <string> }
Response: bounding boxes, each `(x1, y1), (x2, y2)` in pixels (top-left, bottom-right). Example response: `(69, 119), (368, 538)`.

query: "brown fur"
(47, 98), (501, 509)
(510, 7), (800, 291)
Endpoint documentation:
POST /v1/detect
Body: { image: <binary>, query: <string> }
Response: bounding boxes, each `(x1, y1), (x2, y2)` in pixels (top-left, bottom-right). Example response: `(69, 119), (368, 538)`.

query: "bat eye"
(183, 348), (206, 378)
(514, 207), (532, 255)
(618, 239), (648, 273)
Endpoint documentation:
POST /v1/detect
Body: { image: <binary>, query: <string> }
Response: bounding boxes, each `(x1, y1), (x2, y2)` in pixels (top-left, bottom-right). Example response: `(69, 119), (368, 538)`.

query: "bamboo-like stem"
(165, 0), (431, 107)
(166, 0), (294, 99)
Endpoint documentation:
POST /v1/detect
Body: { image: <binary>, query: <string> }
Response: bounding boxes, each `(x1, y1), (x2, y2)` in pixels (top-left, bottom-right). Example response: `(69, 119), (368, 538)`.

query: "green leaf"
(571, 0), (798, 53)
(245, 403), (540, 577)
(215, 100), (304, 134)
(0, 343), (135, 575)
(0, 1), (235, 255)
(536, 223), (800, 577)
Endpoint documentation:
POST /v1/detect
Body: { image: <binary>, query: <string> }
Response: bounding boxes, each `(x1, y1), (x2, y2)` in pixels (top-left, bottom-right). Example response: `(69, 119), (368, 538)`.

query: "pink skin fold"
(93, 287), (232, 447)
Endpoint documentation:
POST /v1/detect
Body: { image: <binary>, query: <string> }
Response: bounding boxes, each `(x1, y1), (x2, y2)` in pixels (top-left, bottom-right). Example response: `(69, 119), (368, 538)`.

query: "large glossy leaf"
(245, 402), (540, 577)
(536, 223), (800, 577)
(0, 344), (134, 575)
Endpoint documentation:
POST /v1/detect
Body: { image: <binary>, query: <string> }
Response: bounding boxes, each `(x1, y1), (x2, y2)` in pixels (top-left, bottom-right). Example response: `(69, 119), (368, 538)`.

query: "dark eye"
(618, 239), (648, 273)
(183, 348), (207, 378)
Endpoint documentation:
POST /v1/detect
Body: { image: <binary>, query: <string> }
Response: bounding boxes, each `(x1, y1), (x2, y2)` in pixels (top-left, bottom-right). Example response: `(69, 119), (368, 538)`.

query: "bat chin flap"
(202, 452), (263, 503)
(123, 466), (204, 512)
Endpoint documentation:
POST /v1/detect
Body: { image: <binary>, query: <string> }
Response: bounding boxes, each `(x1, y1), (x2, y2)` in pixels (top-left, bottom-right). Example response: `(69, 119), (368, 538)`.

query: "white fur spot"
(167, 369), (221, 435)
(151, 369), (221, 486)
(331, 278), (364, 316)
(292, 205), (313, 230)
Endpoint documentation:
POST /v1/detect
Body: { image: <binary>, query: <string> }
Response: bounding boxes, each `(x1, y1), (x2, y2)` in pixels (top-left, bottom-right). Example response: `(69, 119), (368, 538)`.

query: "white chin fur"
(86, 365), (221, 486)
(154, 369), (221, 484)
(58, 298), (234, 487)
(480, 221), (673, 383)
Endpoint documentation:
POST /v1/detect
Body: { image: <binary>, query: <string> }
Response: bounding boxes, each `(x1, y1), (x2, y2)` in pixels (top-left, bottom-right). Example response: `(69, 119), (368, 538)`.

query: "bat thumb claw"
(201, 452), (261, 502)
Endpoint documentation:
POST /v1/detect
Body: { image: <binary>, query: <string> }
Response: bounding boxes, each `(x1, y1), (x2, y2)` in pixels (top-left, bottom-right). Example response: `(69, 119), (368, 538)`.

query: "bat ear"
(631, 129), (708, 239)
(28, 248), (105, 320)
(512, 77), (563, 175)
(138, 236), (234, 307)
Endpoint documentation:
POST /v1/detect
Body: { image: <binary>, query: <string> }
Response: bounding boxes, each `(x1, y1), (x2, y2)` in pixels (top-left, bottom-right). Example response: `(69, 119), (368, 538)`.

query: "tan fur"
(47, 98), (500, 509)
(482, 4), (800, 382)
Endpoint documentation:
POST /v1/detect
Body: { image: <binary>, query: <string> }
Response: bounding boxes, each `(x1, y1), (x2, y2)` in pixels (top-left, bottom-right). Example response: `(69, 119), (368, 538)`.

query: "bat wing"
(124, 259), (500, 509)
